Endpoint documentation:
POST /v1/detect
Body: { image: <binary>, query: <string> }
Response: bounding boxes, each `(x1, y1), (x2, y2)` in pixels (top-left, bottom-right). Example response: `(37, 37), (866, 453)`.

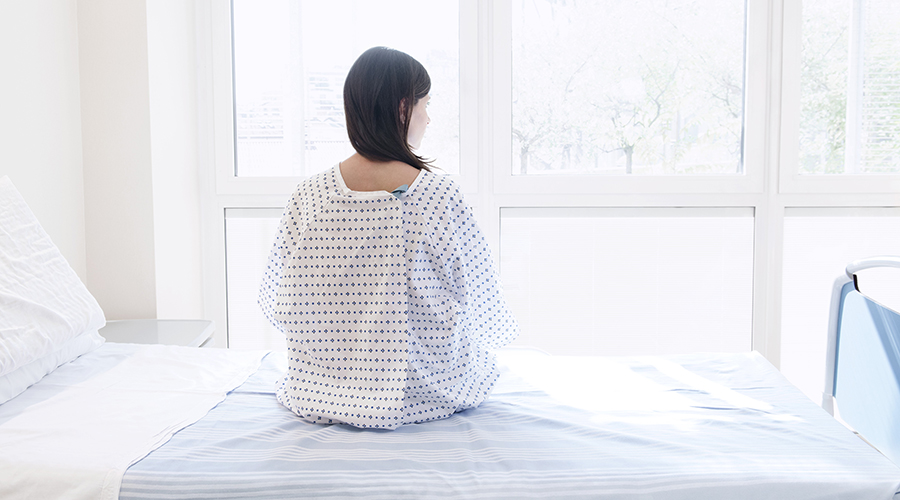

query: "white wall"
(0, 1), (206, 322)
(0, 0), (87, 279)
(76, 0), (205, 321)
(78, 0), (158, 320)
(146, 0), (204, 319)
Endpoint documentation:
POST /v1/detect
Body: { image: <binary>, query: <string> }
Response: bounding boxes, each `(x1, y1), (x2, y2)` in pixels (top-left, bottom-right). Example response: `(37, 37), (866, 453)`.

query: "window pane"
(800, 0), (900, 174)
(232, 0), (460, 177)
(512, 1), (746, 176)
(499, 208), (754, 355)
(224, 209), (284, 351)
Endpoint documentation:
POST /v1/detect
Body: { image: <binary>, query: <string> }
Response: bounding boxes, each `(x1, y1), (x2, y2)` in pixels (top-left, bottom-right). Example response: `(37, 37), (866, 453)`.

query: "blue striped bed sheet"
(119, 349), (900, 500)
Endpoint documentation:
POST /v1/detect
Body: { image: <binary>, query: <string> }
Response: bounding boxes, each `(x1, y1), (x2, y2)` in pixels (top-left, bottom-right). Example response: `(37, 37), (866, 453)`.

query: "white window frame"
(209, 0), (479, 197)
(476, 0), (781, 363)
(778, 0), (900, 194)
(194, 0), (900, 366)
(490, 0), (769, 196)
(196, 0), (480, 347)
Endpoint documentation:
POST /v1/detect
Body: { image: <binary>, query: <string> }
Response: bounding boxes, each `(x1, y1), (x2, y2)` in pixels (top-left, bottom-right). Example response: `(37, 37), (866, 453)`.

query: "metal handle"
(845, 256), (900, 279)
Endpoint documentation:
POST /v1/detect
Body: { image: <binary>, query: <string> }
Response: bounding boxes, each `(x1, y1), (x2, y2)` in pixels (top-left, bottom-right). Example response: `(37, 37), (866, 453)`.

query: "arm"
(258, 185), (314, 332)
(434, 180), (520, 350)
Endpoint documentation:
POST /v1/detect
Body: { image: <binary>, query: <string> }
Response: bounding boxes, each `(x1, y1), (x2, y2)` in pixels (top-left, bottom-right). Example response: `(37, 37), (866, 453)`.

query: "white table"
(99, 319), (215, 348)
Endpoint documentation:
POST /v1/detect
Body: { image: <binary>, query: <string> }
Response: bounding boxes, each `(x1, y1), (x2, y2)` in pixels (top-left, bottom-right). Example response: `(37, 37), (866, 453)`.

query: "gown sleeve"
(258, 181), (316, 332)
(439, 183), (519, 351)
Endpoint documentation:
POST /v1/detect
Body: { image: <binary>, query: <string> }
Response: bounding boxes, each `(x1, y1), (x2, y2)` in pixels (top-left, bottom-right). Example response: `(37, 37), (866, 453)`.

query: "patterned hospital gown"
(259, 165), (519, 429)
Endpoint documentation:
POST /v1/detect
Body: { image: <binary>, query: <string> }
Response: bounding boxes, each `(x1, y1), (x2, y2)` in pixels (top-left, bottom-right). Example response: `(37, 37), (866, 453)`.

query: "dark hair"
(343, 47), (433, 171)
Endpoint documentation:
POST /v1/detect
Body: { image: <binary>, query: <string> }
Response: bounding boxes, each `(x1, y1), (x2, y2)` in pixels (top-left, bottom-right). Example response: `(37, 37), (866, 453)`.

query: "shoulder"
(280, 166), (342, 223)
(406, 171), (475, 231)
(289, 166), (341, 203)
(300, 165), (341, 193)
(411, 170), (464, 204)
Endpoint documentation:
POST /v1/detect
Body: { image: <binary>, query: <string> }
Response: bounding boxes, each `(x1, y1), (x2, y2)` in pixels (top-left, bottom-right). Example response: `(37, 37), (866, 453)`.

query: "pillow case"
(0, 330), (104, 405)
(0, 176), (106, 378)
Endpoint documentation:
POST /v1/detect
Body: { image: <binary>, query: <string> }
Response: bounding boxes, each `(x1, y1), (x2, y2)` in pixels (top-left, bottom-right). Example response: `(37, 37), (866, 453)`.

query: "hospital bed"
(2, 175), (899, 499)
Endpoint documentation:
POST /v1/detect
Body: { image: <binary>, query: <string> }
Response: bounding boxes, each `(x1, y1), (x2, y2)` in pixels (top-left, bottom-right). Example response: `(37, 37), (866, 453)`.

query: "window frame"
(778, 0), (900, 194)
(490, 0), (769, 195)
(194, 0), (900, 367)
(211, 0), (479, 197)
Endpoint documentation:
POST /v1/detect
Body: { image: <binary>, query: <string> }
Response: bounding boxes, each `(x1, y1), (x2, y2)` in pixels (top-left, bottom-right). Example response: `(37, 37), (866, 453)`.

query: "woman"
(259, 47), (518, 429)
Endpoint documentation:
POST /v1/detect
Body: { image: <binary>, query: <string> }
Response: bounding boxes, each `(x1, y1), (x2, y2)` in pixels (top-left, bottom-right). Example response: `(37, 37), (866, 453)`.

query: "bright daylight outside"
(512, 0), (746, 175)
(231, 0), (460, 178)
(800, 0), (900, 174)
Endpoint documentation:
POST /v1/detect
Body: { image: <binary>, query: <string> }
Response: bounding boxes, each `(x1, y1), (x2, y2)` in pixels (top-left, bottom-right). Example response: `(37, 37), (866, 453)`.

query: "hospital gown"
(259, 165), (519, 429)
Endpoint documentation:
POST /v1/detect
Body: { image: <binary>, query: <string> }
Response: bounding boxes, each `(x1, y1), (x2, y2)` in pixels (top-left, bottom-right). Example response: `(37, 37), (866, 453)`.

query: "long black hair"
(343, 47), (433, 171)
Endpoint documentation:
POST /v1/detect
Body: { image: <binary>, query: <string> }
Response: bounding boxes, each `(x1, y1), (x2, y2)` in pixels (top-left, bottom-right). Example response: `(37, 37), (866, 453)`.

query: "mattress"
(119, 348), (900, 500)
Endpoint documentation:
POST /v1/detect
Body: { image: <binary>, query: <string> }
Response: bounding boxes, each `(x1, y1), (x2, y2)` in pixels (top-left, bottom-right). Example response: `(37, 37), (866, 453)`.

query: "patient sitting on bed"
(259, 47), (519, 429)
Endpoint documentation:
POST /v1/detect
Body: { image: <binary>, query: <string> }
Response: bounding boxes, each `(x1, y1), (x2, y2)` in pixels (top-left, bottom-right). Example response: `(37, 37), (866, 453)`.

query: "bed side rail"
(825, 256), (900, 466)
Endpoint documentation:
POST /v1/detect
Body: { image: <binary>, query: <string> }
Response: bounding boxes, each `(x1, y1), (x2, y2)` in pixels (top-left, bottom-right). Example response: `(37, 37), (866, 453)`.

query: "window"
(231, 0), (461, 177)
(500, 208), (754, 356)
(197, 0), (900, 394)
(214, 0), (765, 352)
(799, 0), (900, 175)
(224, 209), (282, 350)
(512, 1), (747, 176)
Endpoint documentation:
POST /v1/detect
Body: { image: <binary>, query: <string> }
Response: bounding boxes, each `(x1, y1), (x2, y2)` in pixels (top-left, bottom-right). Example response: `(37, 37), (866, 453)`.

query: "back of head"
(343, 47), (432, 171)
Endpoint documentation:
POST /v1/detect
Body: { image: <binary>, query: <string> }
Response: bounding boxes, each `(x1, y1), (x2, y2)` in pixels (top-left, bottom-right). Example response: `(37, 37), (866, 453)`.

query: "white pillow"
(0, 176), (106, 377)
(0, 330), (105, 405)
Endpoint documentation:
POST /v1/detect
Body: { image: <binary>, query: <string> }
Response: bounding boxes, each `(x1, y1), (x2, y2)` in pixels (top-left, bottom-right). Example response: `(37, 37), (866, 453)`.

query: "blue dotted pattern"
(259, 166), (519, 429)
